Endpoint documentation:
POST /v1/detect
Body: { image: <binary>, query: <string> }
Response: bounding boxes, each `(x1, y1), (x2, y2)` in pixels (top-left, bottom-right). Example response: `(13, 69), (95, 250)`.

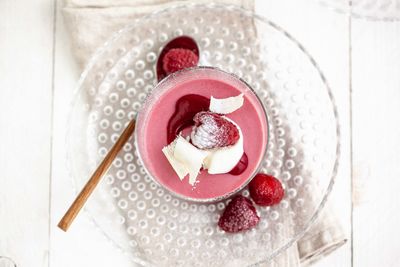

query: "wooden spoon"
(58, 120), (136, 231)
(59, 36), (199, 231)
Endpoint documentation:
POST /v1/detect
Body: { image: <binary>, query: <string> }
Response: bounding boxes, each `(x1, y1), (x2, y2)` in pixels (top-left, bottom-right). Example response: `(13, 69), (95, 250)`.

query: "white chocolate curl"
(162, 136), (208, 185)
(209, 93), (244, 114)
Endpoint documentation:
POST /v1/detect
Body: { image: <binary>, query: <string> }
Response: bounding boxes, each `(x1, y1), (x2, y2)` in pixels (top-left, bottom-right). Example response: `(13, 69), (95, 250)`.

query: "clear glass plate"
(67, 4), (340, 266)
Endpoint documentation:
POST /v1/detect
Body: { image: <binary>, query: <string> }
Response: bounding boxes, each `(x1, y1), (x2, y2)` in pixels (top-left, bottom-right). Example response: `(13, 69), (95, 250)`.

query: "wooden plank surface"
(352, 20), (400, 267)
(49, 1), (133, 265)
(0, 0), (55, 266)
(6, 0), (400, 266)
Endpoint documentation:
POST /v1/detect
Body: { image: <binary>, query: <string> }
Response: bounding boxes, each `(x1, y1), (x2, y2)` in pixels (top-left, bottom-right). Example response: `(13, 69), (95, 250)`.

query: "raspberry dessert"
(136, 67), (268, 201)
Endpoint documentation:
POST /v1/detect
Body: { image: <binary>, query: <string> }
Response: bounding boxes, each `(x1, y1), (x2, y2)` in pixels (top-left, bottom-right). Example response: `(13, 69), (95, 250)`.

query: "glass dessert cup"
(135, 67), (269, 203)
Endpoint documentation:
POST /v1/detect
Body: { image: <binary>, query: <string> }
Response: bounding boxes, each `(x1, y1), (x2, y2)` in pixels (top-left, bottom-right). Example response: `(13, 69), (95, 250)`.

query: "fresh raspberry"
(191, 111), (240, 149)
(162, 48), (199, 75)
(218, 195), (260, 233)
(249, 174), (285, 206)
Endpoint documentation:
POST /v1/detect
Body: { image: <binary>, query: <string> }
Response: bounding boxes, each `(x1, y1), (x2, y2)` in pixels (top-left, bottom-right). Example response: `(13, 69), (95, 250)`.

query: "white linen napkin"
(63, 1), (347, 266)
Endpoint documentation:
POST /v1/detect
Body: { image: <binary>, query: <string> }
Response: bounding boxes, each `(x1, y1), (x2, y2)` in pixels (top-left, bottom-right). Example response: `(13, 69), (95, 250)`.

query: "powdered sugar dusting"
(191, 112), (240, 149)
(190, 116), (218, 149)
(218, 195), (260, 233)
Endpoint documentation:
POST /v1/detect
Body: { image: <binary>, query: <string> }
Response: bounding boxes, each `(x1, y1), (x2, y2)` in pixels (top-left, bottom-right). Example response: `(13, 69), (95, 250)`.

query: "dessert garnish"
(218, 195), (260, 233)
(249, 174), (285, 206)
(218, 174), (284, 233)
(156, 36), (199, 81)
(167, 94), (210, 143)
(162, 94), (245, 185)
(162, 136), (208, 186)
(209, 93), (244, 114)
(162, 48), (199, 75)
(191, 111), (240, 149)
(200, 117), (244, 175)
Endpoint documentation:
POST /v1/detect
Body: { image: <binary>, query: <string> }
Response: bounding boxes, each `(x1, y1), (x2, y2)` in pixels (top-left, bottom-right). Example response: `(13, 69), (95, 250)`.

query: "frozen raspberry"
(162, 48), (199, 75)
(249, 174), (284, 206)
(218, 195), (260, 233)
(191, 111), (240, 149)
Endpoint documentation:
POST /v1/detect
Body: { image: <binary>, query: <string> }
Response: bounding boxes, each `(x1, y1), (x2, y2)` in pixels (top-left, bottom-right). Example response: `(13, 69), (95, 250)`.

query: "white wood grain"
(0, 0), (54, 266)
(49, 1), (133, 266)
(352, 20), (400, 267)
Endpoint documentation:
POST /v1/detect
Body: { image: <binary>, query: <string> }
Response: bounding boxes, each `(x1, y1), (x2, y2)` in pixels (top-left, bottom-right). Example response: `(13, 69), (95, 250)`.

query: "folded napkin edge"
(298, 224), (348, 266)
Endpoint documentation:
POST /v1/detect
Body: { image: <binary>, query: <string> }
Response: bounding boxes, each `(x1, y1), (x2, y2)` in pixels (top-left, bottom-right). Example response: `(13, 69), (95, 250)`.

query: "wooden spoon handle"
(58, 119), (136, 232)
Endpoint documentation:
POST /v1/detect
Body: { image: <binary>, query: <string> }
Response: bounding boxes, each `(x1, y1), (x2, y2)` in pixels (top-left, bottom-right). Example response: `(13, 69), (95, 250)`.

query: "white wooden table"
(1, 0), (399, 266)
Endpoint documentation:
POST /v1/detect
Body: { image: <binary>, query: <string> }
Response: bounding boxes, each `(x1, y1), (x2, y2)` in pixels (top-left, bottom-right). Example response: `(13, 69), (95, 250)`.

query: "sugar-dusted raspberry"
(191, 111), (240, 149)
(249, 174), (284, 206)
(162, 48), (199, 75)
(218, 195), (260, 233)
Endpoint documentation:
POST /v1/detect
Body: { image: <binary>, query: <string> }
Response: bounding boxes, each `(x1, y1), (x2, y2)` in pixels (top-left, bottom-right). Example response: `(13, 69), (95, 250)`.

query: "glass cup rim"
(134, 66), (270, 203)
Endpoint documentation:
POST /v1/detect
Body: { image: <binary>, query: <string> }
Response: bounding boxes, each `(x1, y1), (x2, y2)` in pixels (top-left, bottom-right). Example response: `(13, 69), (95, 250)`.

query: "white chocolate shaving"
(162, 142), (187, 180)
(209, 93), (244, 114)
(162, 136), (208, 185)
